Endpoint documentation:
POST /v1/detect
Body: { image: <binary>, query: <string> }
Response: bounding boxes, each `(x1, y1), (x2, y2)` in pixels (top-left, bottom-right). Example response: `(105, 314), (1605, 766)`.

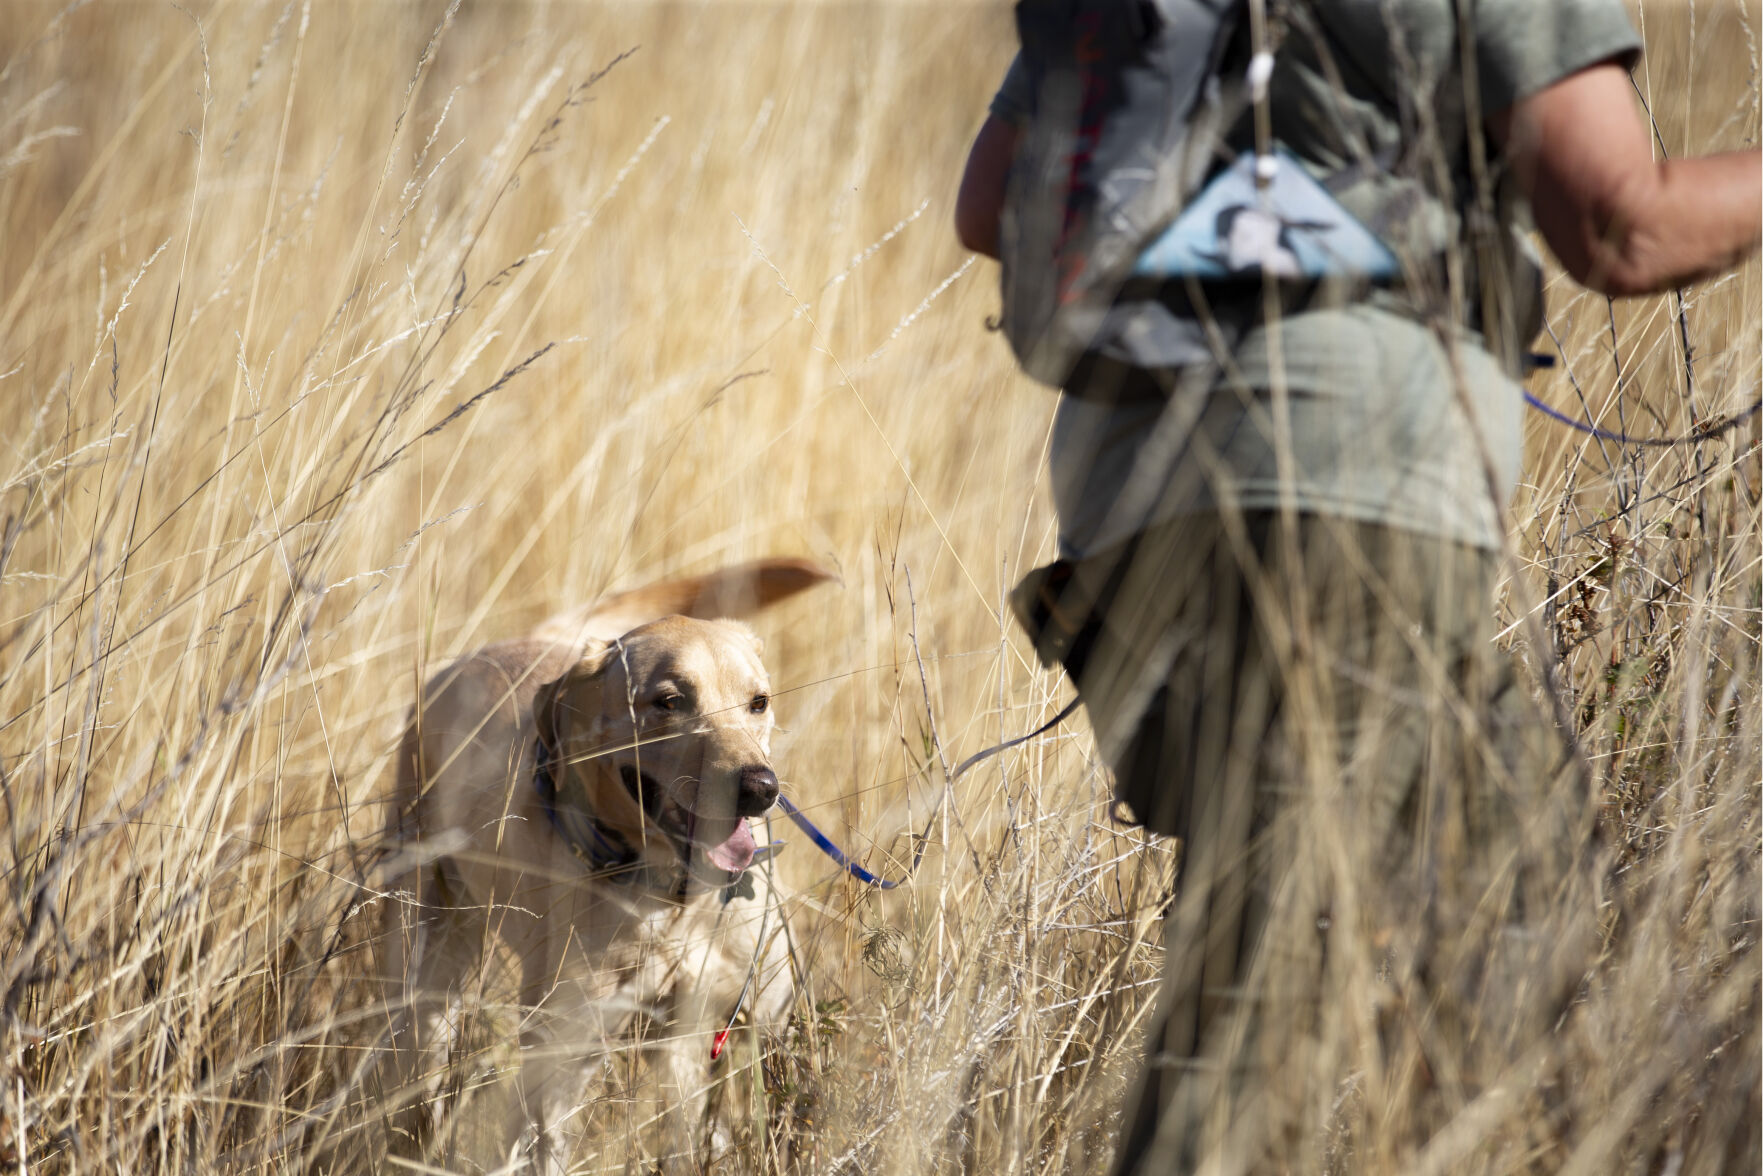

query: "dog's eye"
(749, 694), (769, 714)
(654, 693), (684, 712)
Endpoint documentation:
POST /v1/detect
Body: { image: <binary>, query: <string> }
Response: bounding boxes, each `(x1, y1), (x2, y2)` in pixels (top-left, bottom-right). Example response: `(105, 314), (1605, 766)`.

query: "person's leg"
(1109, 513), (1408, 1174)
(1082, 512), (1573, 1174)
(1228, 520), (1589, 1167)
(1072, 510), (1287, 1176)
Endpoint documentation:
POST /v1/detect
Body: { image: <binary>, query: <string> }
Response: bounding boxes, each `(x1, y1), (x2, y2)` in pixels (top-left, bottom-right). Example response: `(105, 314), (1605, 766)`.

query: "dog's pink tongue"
(705, 819), (756, 873)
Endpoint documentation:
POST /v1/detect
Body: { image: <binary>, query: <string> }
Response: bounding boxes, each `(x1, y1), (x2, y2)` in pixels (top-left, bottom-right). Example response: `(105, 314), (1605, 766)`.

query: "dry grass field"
(0, 1), (1757, 1172)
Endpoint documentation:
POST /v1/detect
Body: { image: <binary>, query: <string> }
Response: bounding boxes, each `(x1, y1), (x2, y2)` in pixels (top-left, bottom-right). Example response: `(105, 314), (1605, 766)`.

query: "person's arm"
(1490, 62), (1761, 297)
(955, 114), (1020, 259)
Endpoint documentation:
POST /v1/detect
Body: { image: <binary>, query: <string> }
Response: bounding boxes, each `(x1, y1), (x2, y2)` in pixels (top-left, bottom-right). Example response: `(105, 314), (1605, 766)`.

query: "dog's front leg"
(648, 979), (719, 1172)
(511, 939), (617, 1176)
(655, 1036), (713, 1171)
(376, 862), (486, 1162)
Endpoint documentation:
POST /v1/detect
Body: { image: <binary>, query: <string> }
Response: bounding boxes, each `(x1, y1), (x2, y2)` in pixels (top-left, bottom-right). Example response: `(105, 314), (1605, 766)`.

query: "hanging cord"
(776, 696), (1083, 890)
(711, 855), (772, 1061)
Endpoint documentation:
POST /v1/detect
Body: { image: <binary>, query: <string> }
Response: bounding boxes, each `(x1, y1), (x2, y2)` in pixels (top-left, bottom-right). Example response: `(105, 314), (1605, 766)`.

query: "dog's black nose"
(736, 765), (779, 816)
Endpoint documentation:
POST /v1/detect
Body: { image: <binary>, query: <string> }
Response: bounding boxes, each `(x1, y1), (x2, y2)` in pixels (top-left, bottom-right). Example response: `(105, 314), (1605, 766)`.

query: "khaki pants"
(1026, 512), (1594, 1174)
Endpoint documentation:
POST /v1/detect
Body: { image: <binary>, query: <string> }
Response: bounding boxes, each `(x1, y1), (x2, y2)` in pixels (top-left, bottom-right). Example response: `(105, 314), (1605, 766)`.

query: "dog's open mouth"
(619, 765), (756, 876)
(689, 813), (756, 873)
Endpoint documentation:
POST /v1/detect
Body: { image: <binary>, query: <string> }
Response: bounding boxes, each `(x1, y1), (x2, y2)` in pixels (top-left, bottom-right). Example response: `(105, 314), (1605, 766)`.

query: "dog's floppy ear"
(533, 642), (618, 749)
(679, 557), (839, 619)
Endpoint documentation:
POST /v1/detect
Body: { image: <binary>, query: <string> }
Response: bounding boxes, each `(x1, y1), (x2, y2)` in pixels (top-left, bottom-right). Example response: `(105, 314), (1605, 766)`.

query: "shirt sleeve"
(989, 53), (1035, 125)
(1474, 0), (1643, 113)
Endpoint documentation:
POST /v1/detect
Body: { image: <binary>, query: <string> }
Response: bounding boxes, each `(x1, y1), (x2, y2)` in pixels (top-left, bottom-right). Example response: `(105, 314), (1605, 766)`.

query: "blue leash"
(772, 386), (1757, 893)
(776, 796), (906, 889)
(775, 697), (1083, 890)
(710, 701), (1081, 1058)
(1522, 390), (1761, 448)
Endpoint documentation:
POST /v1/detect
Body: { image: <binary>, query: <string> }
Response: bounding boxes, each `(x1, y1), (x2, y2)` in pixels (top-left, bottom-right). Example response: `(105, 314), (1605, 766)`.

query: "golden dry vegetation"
(0, 1), (1757, 1173)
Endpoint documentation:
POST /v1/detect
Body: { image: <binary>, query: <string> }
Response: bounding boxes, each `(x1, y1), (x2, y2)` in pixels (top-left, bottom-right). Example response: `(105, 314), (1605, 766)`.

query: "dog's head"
(534, 615), (780, 889)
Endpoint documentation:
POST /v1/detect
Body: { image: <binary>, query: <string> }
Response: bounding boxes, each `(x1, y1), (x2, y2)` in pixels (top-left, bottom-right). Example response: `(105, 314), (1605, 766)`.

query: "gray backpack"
(999, 0), (1249, 387)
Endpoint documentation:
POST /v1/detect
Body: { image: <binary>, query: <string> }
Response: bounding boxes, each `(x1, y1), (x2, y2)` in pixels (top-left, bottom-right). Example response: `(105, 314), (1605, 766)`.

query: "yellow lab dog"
(380, 558), (835, 1172)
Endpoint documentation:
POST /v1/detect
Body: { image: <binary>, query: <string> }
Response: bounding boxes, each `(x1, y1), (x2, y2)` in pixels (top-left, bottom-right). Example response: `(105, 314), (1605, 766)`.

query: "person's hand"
(955, 114), (1019, 259)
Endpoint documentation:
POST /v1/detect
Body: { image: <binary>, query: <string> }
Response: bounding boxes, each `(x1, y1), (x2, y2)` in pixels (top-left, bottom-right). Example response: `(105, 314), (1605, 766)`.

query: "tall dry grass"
(0, 1), (1755, 1172)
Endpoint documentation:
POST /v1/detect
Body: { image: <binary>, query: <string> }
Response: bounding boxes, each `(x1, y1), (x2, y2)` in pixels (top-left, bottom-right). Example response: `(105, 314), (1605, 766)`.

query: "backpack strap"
(1000, 0), (1251, 387)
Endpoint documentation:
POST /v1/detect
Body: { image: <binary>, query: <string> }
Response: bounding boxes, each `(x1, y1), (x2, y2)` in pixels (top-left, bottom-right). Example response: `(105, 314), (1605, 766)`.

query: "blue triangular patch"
(1133, 148), (1400, 281)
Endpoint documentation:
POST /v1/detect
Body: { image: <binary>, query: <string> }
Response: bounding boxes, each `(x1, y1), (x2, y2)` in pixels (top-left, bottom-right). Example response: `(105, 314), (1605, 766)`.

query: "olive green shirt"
(991, 0), (1642, 556)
